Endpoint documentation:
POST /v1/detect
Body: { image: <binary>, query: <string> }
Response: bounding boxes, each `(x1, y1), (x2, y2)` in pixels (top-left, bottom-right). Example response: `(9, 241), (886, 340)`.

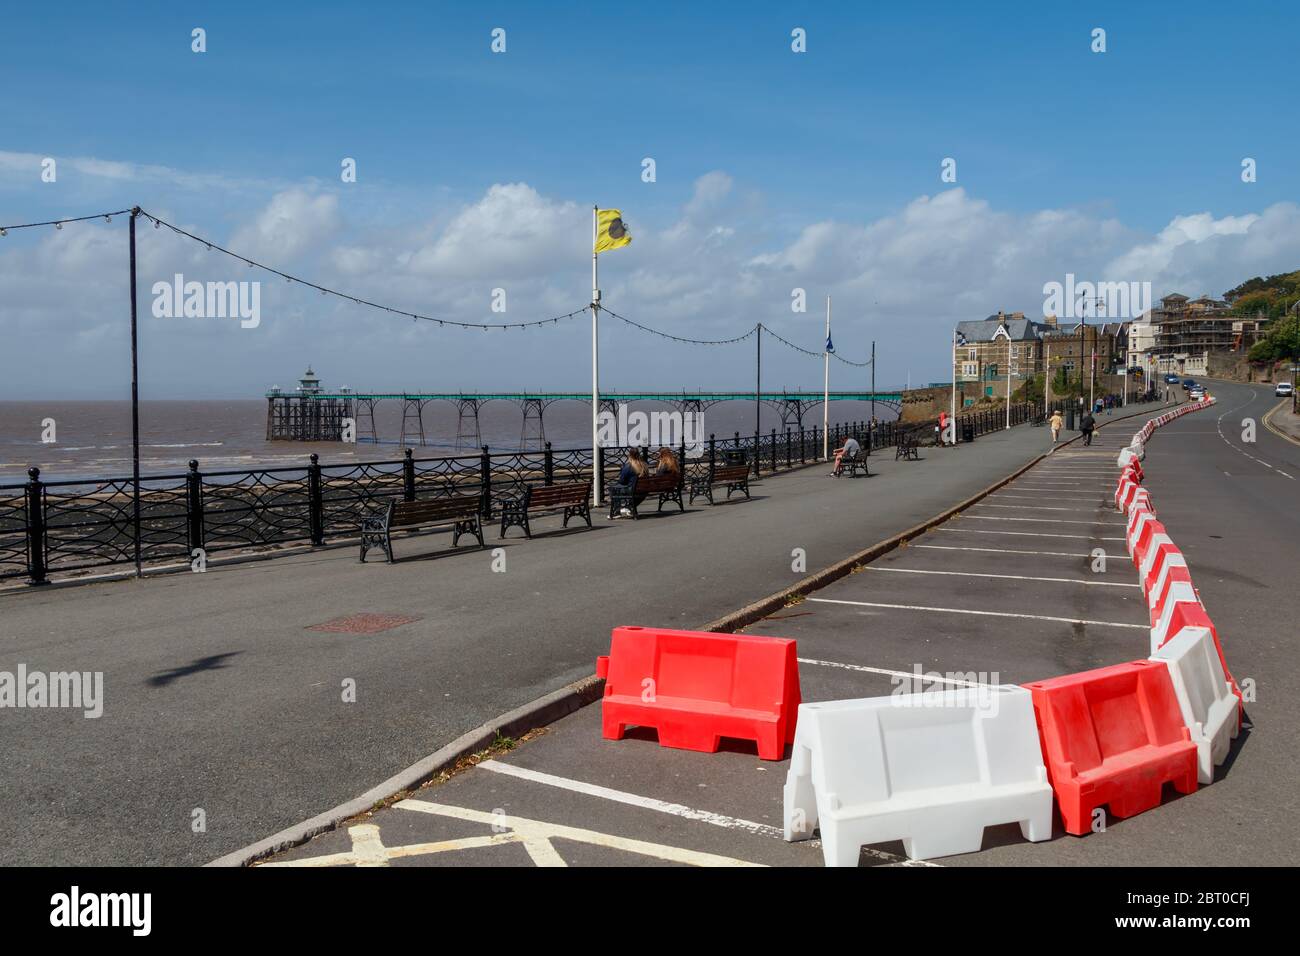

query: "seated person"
(610, 448), (649, 517)
(831, 435), (861, 476)
(654, 446), (680, 479)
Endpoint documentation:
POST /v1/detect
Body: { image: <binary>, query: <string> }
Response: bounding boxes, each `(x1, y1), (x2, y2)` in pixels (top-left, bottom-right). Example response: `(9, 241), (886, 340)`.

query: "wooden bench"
(688, 463), (752, 504)
(608, 471), (684, 519)
(359, 495), (484, 563)
(840, 446), (870, 477)
(498, 481), (592, 539)
(895, 430), (921, 461)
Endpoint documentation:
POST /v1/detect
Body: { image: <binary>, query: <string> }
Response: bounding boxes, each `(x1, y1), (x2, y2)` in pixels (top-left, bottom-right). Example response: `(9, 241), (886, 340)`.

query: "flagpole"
(591, 205), (600, 506)
(822, 296), (830, 459)
(1005, 339), (1012, 430)
(950, 326), (957, 444)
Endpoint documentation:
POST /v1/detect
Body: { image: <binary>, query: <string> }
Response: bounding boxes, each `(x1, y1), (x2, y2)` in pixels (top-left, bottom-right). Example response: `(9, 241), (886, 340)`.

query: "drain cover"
(308, 613), (420, 635)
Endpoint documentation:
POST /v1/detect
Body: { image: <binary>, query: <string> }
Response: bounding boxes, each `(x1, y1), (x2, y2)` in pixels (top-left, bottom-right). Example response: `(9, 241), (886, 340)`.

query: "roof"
(956, 316), (1053, 342)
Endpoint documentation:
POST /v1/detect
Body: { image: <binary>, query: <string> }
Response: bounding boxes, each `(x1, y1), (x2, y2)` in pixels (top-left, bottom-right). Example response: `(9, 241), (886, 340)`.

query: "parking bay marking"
(806, 597), (1147, 629)
(863, 566), (1138, 587)
(975, 503), (1116, 514)
(960, 515), (1126, 526)
(934, 528), (1125, 541)
(915, 544), (1112, 559)
(479, 742), (936, 867)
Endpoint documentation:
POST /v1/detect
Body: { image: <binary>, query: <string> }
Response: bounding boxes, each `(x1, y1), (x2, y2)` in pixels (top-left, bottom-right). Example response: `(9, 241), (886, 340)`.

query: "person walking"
(1049, 409), (1064, 444)
(1080, 410), (1096, 446)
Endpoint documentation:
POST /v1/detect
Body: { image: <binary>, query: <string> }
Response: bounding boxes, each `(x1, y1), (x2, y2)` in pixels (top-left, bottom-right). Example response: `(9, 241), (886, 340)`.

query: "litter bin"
(960, 421), (975, 444)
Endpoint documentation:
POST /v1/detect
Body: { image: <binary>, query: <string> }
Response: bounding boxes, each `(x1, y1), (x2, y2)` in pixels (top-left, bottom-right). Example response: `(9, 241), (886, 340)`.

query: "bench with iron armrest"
(499, 481), (592, 538)
(688, 463), (752, 504)
(895, 429), (921, 461)
(608, 471), (684, 519)
(842, 447), (870, 477)
(360, 495), (484, 563)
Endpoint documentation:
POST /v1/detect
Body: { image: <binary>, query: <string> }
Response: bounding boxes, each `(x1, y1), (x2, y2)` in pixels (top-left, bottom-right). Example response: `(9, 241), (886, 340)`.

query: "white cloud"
(3, 173), (1298, 398)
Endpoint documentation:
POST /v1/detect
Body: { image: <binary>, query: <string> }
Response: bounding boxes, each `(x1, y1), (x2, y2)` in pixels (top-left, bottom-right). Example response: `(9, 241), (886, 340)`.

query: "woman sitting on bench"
(611, 447), (649, 518)
(654, 447), (680, 479)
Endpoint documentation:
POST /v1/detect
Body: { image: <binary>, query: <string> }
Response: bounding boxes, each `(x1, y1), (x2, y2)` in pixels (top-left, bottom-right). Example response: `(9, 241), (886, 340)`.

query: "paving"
(267, 395), (1292, 869)
(0, 402), (1167, 865)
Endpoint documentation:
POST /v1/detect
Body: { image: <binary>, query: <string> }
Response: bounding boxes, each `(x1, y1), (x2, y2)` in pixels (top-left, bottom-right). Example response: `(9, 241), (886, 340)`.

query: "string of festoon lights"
(0, 207), (872, 364)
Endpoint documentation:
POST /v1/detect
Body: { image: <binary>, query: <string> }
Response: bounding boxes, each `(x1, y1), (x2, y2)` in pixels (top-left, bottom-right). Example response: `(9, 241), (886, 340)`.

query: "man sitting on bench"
(830, 435), (861, 477)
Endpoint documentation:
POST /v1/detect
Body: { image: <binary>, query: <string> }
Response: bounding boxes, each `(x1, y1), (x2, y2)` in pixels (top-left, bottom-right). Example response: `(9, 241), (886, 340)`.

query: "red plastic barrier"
(1132, 518), (1169, 568)
(1155, 603), (1242, 711)
(1149, 564), (1197, 628)
(596, 625), (801, 760)
(1024, 661), (1197, 835)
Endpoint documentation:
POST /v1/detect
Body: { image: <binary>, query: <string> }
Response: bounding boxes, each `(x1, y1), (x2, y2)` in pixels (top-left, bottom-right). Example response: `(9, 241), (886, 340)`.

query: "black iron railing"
(1, 405), (1045, 585)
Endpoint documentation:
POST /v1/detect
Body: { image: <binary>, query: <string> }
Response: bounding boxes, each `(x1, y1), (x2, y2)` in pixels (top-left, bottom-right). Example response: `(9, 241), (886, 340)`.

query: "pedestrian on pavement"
(1049, 409), (1063, 443)
(1080, 411), (1096, 446)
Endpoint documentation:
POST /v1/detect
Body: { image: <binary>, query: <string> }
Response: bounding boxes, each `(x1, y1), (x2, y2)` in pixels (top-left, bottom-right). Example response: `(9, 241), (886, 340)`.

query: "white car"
(1276, 382), (1294, 397)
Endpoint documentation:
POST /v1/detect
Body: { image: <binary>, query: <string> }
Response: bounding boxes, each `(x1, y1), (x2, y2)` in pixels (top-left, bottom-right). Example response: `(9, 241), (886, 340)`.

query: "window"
(962, 362), (977, 377)
(967, 348), (977, 360)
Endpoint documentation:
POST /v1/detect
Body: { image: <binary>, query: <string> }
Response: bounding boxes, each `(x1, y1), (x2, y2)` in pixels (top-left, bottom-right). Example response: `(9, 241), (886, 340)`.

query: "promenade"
(266, 386), (1294, 868)
(1, 402), (1164, 865)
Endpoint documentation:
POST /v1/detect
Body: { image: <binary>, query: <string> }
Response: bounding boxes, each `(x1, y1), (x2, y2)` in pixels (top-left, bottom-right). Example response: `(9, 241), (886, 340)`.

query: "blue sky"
(2, 1), (1298, 398)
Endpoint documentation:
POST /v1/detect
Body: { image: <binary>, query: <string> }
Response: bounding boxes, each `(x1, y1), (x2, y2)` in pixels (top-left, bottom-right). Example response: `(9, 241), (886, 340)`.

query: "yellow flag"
(595, 209), (631, 254)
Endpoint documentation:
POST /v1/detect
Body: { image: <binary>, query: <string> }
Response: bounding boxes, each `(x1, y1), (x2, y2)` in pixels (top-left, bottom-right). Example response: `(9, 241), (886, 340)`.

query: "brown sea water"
(1, 399), (895, 483)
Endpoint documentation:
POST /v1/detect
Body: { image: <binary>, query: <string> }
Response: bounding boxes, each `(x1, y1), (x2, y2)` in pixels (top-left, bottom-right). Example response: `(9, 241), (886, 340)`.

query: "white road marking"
(807, 597), (1147, 629)
(397, 800), (767, 867)
(988, 493), (1108, 503)
(479, 761), (781, 838)
(934, 528), (1125, 541)
(864, 566), (1137, 587)
(960, 515), (1125, 526)
(1210, 388), (1296, 479)
(914, 544), (1099, 558)
(975, 503), (1110, 514)
(798, 656), (993, 688)
(476, 762), (935, 866)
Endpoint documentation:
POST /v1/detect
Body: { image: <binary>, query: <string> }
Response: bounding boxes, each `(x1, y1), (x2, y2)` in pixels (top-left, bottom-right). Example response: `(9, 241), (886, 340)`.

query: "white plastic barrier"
(1115, 479), (1140, 513)
(1137, 531), (1176, 582)
(1150, 593), (1204, 654)
(783, 686), (1053, 865)
(1127, 509), (1158, 557)
(1144, 538), (1185, 598)
(1149, 567), (1199, 631)
(1151, 626), (1239, 785)
(1128, 489), (1153, 517)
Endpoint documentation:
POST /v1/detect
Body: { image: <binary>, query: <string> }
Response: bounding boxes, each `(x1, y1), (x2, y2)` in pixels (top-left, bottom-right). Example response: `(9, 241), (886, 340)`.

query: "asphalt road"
(267, 385), (1299, 867)
(1, 409), (1148, 865)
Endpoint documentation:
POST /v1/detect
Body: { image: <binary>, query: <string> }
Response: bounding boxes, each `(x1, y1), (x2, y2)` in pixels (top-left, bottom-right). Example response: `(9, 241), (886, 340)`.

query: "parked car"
(1277, 382), (1295, 397)
(1182, 378), (1197, 390)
